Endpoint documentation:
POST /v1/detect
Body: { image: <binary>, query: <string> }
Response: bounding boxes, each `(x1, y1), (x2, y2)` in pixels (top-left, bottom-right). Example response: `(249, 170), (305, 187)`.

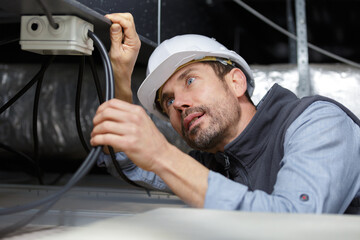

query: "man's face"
(160, 63), (242, 152)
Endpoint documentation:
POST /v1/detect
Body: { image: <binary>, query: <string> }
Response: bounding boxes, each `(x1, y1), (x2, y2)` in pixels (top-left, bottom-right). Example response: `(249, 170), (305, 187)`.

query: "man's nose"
(172, 95), (191, 114)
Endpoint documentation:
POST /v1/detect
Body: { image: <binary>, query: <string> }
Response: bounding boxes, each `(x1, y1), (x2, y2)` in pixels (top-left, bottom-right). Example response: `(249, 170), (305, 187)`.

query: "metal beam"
(296, 0), (312, 97)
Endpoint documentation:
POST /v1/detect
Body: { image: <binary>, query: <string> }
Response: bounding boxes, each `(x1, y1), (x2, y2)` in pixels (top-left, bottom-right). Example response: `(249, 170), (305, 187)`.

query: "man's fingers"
(91, 120), (134, 137)
(93, 101), (148, 132)
(95, 99), (129, 113)
(90, 133), (125, 149)
(106, 13), (135, 33)
(110, 23), (123, 43)
(95, 99), (143, 116)
(105, 13), (139, 47)
(93, 108), (134, 126)
(91, 132), (139, 153)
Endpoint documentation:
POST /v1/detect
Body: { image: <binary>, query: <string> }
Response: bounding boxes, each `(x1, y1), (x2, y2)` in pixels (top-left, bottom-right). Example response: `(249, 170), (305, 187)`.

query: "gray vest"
(190, 84), (360, 214)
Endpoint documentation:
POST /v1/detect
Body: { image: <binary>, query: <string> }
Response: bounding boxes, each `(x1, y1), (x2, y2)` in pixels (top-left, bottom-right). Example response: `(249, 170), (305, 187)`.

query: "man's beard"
(181, 97), (240, 151)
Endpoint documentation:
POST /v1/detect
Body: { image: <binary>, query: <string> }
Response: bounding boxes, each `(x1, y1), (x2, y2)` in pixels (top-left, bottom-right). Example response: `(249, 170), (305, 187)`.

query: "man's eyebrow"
(161, 92), (169, 103)
(161, 68), (195, 103)
(177, 68), (194, 82)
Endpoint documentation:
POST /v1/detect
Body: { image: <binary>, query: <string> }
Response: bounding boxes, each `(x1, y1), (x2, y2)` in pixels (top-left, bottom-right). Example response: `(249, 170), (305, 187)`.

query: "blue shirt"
(98, 101), (360, 213)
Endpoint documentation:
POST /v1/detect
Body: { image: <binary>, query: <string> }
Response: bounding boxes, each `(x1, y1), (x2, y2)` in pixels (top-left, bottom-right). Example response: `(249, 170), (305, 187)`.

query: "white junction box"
(20, 15), (94, 55)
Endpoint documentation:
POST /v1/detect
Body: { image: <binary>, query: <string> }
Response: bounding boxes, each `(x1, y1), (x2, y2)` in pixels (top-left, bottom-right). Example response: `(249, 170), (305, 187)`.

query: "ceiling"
(0, 0), (359, 66)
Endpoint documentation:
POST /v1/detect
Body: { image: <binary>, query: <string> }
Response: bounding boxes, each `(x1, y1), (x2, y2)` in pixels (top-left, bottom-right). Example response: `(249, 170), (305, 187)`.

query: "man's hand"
(92, 14), (209, 207)
(105, 13), (141, 103)
(90, 99), (169, 172)
(91, 99), (209, 207)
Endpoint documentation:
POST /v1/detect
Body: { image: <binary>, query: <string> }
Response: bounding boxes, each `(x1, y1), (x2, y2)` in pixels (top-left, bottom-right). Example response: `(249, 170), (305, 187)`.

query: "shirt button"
(300, 194), (309, 201)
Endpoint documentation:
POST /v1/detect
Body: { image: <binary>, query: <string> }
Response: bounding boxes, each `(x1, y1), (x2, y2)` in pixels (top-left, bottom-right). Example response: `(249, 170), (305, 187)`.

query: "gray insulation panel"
(0, 63), (359, 160)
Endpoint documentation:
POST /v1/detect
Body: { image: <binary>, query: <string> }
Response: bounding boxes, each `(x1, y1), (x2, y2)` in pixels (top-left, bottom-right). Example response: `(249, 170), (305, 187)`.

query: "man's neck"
(208, 102), (257, 153)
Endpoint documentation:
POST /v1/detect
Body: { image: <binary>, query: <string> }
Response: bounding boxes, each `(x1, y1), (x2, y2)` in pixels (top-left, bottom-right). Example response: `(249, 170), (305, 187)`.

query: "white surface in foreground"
(37, 208), (360, 240)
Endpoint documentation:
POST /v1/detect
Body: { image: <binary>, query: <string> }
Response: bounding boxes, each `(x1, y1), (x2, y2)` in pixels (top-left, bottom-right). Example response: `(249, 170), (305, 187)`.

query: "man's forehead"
(157, 62), (214, 110)
(162, 63), (210, 91)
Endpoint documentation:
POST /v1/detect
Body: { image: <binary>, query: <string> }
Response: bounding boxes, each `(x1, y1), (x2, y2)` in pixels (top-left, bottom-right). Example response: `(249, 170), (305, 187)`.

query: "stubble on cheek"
(180, 106), (208, 140)
(181, 107), (223, 150)
(180, 96), (241, 151)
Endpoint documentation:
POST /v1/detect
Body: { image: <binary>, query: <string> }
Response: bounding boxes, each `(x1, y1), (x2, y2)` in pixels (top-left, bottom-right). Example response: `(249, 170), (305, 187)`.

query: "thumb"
(110, 24), (123, 43)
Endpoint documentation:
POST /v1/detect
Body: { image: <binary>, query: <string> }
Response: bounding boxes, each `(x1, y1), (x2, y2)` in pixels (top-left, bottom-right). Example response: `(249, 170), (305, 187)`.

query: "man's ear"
(227, 68), (247, 98)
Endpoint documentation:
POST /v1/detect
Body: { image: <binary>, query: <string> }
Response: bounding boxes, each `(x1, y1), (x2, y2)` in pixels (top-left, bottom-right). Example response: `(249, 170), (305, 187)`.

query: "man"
(91, 13), (360, 213)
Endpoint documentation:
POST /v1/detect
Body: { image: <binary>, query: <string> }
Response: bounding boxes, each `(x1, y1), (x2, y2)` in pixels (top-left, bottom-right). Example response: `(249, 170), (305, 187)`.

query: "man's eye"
(166, 98), (174, 107)
(187, 77), (195, 86)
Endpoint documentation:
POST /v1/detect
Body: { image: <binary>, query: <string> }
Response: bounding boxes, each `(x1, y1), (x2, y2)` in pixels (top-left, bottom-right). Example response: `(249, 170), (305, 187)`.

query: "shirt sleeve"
(98, 151), (171, 192)
(204, 101), (360, 213)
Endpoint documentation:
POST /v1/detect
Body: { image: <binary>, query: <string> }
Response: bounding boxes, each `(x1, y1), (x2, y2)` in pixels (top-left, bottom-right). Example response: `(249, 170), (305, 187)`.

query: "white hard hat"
(137, 34), (255, 121)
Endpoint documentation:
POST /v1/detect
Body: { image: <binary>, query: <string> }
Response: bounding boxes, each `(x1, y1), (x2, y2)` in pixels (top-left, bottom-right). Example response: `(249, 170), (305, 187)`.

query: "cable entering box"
(20, 15), (94, 55)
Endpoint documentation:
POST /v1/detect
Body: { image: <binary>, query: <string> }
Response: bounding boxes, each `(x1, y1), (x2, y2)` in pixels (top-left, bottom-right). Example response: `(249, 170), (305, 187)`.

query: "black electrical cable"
(0, 32), (111, 216)
(0, 147), (102, 237)
(76, 55), (108, 154)
(0, 31), (112, 237)
(0, 56), (55, 115)
(0, 56), (54, 185)
(108, 147), (150, 196)
(36, 0), (59, 29)
(32, 75), (43, 162)
(0, 143), (36, 167)
(47, 172), (67, 185)
(75, 56), (91, 153)
(88, 54), (149, 192)
(0, 200), (55, 236)
(233, 0), (360, 69)
(88, 55), (104, 104)
(92, 33), (147, 190)
(0, 37), (20, 47)
(88, 31), (113, 100)
(0, 147), (101, 216)
(0, 143), (42, 184)
(87, 30), (151, 195)
(32, 63), (48, 185)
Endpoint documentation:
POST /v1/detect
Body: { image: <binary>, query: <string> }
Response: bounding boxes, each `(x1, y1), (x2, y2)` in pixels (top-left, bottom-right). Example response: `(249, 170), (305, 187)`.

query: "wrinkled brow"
(161, 68), (195, 104)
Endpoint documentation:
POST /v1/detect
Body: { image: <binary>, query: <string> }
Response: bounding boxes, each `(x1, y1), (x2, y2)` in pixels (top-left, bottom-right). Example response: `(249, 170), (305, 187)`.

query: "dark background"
(0, 0), (359, 179)
(1, 0), (359, 65)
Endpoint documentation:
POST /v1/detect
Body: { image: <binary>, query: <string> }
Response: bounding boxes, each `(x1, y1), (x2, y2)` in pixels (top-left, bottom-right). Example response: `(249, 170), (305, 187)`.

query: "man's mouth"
(183, 112), (205, 131)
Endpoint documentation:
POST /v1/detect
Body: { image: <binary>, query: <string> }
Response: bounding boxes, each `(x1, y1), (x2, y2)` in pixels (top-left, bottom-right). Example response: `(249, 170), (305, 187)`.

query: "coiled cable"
(88, 55), (104, 104)
(87, 30), (150, 195)
(32, 59), (49, 185)
(75, 56), (91, 153)
(0, 31), (111, 237)
(0, 56), (55, 184)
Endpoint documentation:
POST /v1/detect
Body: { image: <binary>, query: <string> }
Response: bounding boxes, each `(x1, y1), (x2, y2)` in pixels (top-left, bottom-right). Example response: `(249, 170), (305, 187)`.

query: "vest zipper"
(240, 166), (252, 190)
(223, 155), (230, 178)
(224, 153), (252, 190)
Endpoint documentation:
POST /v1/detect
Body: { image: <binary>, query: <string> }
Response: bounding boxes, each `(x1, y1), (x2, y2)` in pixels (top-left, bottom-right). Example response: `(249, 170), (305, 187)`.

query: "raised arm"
(105, 13), (141, 103)
(94, 13), (209, 207)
